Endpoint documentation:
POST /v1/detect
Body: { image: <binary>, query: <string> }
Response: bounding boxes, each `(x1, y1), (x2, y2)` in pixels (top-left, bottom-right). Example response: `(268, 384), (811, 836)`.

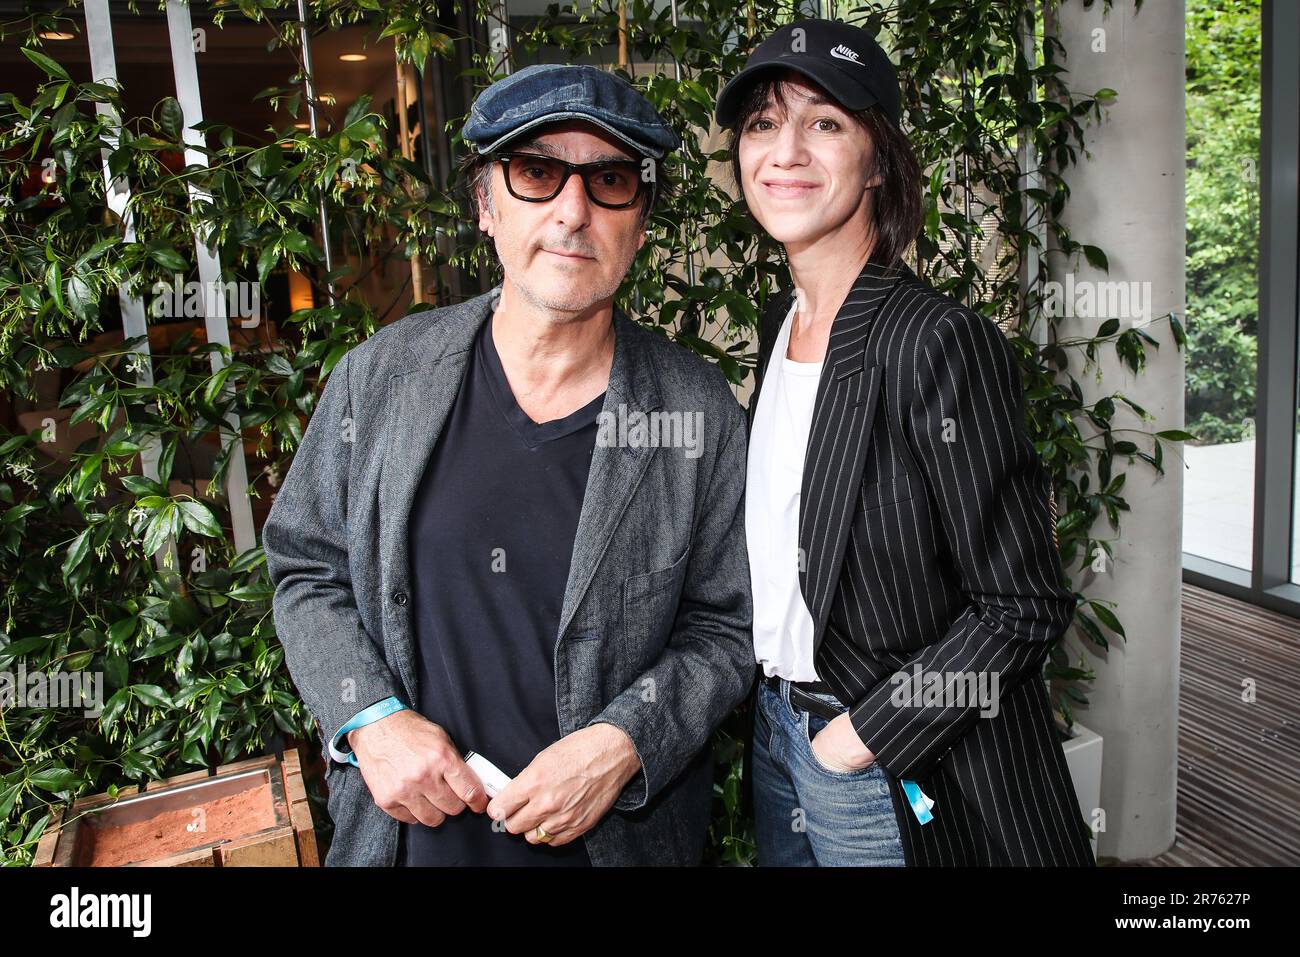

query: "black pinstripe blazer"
(744, 257), (1096, 866)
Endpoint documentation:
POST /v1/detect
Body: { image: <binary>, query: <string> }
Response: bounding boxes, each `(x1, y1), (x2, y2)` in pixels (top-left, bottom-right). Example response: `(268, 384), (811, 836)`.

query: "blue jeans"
(752, 678), (906, 866)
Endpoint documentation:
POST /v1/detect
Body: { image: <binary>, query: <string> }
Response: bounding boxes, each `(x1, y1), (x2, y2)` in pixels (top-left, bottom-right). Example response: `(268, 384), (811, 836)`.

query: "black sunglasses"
(494, 151), (651, 210)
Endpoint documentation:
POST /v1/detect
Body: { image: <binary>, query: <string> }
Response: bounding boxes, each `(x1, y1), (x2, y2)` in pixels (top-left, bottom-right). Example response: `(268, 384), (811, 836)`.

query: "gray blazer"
(262, 287), (754, 866)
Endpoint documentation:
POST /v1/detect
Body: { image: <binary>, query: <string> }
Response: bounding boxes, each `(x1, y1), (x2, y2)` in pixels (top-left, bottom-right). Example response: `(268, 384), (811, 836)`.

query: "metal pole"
(1254, 0), (1300, 590)
(414, 55), (435, 182)
(395, 53), (424, 304)
(1020, 1), (1047, 347)
(960, 62), (973, 307)
(670, 0), (697, 292)
(165, 0), (257, 557)
(296, 0), (336, 305)
(424, 43), (462, 302)
(83, 0), (179, 576)
(413, 49), (447, 305)
(488, 2), (512, 76)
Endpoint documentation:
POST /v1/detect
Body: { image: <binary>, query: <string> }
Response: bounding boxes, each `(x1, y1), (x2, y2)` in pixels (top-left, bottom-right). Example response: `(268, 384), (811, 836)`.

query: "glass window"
(1181, 0), (1262, 572)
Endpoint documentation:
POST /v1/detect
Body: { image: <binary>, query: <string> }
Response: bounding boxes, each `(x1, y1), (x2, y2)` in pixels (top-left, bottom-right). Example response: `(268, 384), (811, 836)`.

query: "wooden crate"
(33, 750), (320, 867)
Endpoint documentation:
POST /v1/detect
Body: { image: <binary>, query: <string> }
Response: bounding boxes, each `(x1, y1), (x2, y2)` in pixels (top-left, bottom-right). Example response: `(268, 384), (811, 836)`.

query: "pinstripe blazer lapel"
(798, 260), (904, 659)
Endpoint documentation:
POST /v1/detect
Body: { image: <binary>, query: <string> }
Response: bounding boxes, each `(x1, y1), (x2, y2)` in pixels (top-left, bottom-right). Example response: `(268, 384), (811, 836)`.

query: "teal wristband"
(901, 778), (935, 824)
(328, 696), (409, 767)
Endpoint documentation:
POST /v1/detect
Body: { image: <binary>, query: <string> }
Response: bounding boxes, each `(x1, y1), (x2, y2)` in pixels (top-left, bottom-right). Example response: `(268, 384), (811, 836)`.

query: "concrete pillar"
(1050, 1), (1186, 860)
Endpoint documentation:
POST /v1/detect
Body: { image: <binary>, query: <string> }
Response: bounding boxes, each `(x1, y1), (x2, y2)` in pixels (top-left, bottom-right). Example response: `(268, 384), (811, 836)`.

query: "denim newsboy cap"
(462, 63), (681, 159)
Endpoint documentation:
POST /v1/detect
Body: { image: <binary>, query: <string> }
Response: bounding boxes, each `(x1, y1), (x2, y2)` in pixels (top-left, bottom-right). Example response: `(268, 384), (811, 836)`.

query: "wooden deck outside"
(1132, 583), (1300, 865)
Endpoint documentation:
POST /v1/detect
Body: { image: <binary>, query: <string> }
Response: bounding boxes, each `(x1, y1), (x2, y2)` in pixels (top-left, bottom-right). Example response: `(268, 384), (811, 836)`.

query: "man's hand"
(485, 723), (641, 847)
(810, 712), (877, 773)
(347, 710), (489, 827)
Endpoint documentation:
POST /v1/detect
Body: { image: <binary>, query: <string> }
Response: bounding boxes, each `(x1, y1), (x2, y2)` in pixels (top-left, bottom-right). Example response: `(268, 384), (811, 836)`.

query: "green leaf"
(159, 97), (184, 139)
(0, 434), (31, 457)
(1074, 612), (1109, 650)
(203, 364), (233, 406)
(1090, 602), (1127, 639)
(131, 684), (172, 708)
(147, 242), (189, 272)
(45, 260), (65, 315)
(202, 692), (223, 729)
(0, 781), (21, 822)
(281, 230), (320, 262)
(228, 583), (274, 602)
(0, 634), (51, 662)
(158, 437), (177, 485)
(136, 634), (184, 661)
(65, 650), (94, 670)
(378, 18), (418, 39)
(142, 504), (177, 555)
(275, 408), (302, 446)
(181, 738), (205, 765)
(320, 342), (348, 378)
(100, 688), (129, 729)
(28, 765), (79, 792)
(107, 616), (137, 647)
(257, 243), (280, 287)
(121, 474), (165, 496)
(21, 47), (71, 82)
(247, 144), (281, 178)
(221, 674), (251, 695)
(177, 499), (222, 538)
(229, 547), (266, 574)
(61, 528), (92, 585)
(2, 502), (39, 524)
(64, 271), (96, 321)
(1082, 245), (1109, 271)
(74, 236), (119, 269)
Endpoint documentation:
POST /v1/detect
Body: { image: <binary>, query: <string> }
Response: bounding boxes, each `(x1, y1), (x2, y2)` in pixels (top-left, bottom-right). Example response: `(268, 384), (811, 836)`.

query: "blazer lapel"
(377, 289), (498, 701)
(555, 308), (661, 650)
(797, 259), (905, 658)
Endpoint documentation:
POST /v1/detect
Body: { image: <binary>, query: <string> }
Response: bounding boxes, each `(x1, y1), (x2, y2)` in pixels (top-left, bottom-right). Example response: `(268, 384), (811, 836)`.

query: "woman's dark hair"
(726, 75), (923, 267)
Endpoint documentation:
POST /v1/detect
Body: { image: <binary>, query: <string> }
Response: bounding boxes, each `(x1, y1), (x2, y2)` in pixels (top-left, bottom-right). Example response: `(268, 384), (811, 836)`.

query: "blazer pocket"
(860, 472), (914, 511)
(622, 547), (691, 645)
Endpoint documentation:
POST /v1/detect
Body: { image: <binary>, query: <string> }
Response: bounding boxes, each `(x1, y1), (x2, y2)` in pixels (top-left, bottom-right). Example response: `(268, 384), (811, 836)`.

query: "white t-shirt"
(746, 300), (824, 681)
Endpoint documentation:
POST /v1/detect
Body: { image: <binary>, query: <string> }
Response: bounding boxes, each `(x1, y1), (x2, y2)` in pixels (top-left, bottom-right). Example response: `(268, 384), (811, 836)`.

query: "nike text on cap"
(714, 18), (901, 128)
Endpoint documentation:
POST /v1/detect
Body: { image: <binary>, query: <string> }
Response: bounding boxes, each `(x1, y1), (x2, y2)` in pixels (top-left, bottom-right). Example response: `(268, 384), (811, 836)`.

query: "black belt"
(763, 673), (846, 722)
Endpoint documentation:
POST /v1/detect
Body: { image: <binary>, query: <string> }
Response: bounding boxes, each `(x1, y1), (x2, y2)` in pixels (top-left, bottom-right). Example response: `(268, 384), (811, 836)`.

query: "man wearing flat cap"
(263, 64), (754, 866)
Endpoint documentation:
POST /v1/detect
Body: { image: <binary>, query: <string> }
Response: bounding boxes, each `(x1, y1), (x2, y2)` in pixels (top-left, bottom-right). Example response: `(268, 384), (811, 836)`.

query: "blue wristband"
(328, 696), (409, 767)
(901, 778), (935, 825)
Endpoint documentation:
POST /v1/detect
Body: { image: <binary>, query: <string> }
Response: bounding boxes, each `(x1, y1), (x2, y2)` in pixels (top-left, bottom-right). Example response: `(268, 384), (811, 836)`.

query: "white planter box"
(1061, 721), (1103, 858)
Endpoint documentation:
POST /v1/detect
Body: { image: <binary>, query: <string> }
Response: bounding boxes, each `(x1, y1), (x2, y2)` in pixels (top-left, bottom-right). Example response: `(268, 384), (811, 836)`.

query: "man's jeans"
(752, 677), (906, 866)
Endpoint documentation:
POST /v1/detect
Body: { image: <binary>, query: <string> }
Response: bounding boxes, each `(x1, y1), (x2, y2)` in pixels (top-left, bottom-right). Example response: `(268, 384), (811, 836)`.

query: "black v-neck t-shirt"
(400, 313), (602, 866)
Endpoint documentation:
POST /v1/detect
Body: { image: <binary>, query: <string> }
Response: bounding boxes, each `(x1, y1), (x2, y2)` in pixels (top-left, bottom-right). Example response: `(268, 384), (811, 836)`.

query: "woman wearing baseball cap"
(719, 19), (1096, 867)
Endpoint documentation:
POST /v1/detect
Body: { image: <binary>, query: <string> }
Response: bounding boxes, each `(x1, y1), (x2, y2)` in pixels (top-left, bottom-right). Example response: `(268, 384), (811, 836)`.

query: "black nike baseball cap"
(715, 19), (901, 128)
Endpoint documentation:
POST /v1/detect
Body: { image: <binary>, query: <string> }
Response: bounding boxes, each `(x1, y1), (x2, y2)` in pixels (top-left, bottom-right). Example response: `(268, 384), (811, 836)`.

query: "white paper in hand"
(462, 750), (512, 798)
